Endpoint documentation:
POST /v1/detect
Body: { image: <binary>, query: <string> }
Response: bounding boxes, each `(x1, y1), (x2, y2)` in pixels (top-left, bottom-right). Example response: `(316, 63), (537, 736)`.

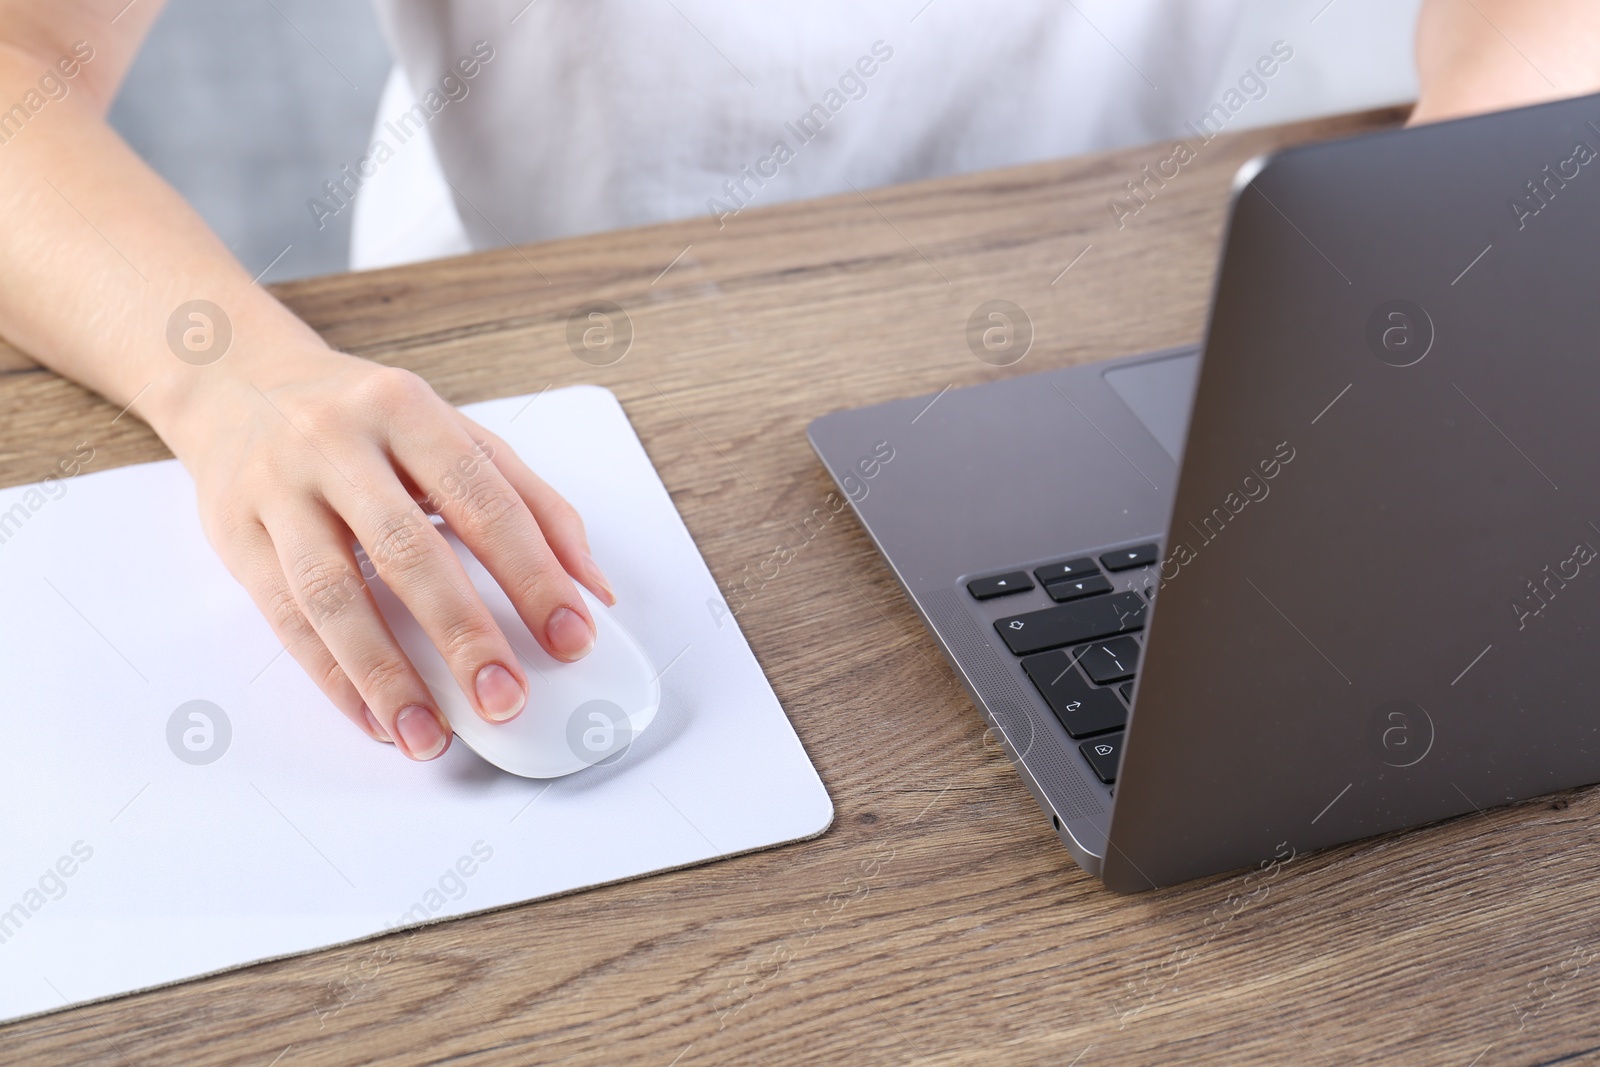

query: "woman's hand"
(159, 344), (615, 761)
(0, 3), (614, 762)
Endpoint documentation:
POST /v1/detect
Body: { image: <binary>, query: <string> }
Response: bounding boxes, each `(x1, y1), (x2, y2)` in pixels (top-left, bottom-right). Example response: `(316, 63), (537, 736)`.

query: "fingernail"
(547, 606), (596, 660)
(395, 705), (449, 760)
(583, 553), (617, 605)
(361, 703), (392, 742)
(475, 663), (526, 722)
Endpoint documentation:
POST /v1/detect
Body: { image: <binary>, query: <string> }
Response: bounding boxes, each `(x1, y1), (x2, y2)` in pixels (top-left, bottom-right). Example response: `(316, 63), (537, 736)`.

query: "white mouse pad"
(0, 384), (833, 1024)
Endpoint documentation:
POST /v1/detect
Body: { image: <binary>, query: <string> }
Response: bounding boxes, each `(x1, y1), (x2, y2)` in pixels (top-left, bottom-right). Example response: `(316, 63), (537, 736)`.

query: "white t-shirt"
(352, 0), (1420, 267)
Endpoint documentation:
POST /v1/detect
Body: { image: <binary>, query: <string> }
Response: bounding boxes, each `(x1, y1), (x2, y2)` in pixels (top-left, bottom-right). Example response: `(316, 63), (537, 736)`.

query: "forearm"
(0, 36), (332, 461)
(1412, 0), (1600, 124)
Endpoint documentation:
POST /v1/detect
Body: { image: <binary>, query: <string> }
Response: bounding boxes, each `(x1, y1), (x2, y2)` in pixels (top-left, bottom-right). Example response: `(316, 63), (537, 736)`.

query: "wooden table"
(10, 106), (1600, 1067)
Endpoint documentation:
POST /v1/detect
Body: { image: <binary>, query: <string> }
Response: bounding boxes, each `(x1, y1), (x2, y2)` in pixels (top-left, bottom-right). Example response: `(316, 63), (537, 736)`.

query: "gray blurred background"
(109, 0), (391, 282)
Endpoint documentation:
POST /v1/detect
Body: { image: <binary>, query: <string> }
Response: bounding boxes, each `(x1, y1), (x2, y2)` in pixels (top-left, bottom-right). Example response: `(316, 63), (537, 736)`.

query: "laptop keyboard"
(967, 544), (1159, 786)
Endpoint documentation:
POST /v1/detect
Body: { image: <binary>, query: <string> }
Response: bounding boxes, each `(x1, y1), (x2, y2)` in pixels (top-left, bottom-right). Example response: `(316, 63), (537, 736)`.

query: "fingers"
(262, 501), (453, 761)
(456, 414), (616, 606)
(388, 411), (600, 664)
(319, 449), (538, 727)
(220, 518), (391, 745)
(198, 362), (620, 762)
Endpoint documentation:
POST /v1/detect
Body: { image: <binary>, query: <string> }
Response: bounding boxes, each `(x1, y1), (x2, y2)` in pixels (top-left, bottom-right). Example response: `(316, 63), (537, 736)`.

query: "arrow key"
(1044, 574), (1113, 603)
(967, 571), (1035, 600)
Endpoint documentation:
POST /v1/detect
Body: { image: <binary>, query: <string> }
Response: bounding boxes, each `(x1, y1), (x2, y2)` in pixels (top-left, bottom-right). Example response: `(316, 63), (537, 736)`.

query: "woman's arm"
(0, 1), (612, 760)
(1412, 0), (1600, 124)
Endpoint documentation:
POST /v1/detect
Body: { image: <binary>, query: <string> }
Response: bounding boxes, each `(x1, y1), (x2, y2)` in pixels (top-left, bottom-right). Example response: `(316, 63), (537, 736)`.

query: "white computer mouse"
(365, 526), (659, 778)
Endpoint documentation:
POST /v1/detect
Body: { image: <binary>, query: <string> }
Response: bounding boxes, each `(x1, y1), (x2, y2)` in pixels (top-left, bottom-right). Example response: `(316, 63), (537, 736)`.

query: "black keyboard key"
(994, 592), (1146, 655)
(1119, 683), (1133, 704)
(967, 571), (1034, 600)
(1044, 574), (1113, 602)
(1078, 636), (1141, 685)
(1102, 543), (1159, 571)
(1022, 652), (1127, 737)
(1035, 557), (1099, 585)
(1080, 733), (1125, 783)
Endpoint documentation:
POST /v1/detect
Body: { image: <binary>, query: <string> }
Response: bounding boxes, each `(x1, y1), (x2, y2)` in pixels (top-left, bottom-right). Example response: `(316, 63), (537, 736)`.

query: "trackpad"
(1103, 352), (1200, 463)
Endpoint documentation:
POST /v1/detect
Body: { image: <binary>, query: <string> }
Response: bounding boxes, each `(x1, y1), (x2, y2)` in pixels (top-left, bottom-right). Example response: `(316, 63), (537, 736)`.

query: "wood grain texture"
(11, 105), (1600, 1067)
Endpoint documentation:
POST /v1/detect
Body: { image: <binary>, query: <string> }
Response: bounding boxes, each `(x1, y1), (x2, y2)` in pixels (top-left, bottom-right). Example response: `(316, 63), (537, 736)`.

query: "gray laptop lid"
(1105, 92), (1600, 890)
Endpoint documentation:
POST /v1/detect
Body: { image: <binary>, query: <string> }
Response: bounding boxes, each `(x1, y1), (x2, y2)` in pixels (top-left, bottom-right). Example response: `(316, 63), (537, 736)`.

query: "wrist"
(143, 318), (348, 465)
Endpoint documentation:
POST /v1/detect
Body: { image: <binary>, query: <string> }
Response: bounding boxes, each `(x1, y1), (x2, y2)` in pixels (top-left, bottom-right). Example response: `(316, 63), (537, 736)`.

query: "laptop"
(808, 92), (1600, 892)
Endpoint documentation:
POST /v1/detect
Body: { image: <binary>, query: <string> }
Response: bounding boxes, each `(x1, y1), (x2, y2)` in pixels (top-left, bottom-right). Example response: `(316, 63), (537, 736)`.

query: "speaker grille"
(921, 588), (1105, 821)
